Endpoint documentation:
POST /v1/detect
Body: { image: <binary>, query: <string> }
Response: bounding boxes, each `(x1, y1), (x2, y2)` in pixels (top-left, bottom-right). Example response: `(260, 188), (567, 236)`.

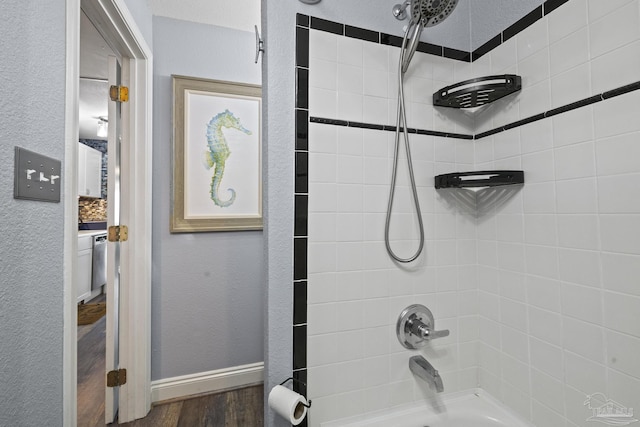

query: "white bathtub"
(321, 389), (533, 427)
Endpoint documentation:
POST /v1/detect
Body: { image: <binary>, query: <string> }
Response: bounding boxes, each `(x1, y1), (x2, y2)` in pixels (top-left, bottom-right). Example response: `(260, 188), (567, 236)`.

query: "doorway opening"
(64, 0), (153, 424)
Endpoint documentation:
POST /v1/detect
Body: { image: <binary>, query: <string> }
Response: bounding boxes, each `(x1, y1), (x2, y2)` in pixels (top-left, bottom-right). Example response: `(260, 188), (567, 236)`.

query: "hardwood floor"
(115, 386), (264, 427)
(77, 295), (264, 427)
(78, 297), (107, 427)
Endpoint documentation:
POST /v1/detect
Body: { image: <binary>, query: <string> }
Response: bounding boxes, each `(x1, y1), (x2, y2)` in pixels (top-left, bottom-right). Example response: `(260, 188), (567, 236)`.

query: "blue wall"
(151, 17), (264, 380)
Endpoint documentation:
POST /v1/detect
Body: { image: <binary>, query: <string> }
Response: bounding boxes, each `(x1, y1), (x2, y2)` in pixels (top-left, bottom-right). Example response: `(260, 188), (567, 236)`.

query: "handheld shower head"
(399, 0), (458, 73)
(419, 0), (459, 27)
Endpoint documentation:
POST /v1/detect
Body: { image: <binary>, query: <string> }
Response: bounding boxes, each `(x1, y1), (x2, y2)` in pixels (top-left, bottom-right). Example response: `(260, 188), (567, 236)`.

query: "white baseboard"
(151, 362), (264, 403)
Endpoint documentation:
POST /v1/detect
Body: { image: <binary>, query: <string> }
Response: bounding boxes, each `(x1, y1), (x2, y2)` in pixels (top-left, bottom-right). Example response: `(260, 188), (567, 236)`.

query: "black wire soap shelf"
(435, 170), (524, 189)
(433, 74), (522, 109)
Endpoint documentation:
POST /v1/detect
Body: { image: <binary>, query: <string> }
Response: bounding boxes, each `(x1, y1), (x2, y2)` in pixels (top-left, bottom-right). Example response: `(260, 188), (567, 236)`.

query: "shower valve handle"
(408, 316), (450, 340)
(397, 304), (450, 349)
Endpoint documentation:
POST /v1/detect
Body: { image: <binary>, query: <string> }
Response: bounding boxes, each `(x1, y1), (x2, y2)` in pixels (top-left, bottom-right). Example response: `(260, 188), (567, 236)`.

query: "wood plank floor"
(77, 296), (264, 427)
(114, 386), (264, 427)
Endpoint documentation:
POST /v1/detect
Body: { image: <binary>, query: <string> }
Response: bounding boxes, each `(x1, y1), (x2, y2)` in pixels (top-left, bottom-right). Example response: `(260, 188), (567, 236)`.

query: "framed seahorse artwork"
(171, 76), (262, 232)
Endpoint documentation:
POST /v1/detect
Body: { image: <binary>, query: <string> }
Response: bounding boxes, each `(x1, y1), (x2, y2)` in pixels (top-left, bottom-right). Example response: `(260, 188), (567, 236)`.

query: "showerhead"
(398, 0), (458, 73)
(416, 0), (459, 27)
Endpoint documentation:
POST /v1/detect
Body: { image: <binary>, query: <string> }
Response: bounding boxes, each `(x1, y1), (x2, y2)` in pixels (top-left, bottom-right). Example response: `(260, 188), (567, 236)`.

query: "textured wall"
(0, 1), (66, 425)
(151, 17), (264, 380)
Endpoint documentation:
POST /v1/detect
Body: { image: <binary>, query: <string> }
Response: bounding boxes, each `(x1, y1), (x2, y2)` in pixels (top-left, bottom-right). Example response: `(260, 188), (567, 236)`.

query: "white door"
(65, 1), (153, 424)
(105, 54), (122, 423)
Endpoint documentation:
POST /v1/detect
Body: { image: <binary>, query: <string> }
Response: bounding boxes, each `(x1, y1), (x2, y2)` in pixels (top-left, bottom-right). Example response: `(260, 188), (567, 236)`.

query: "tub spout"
(409, 355), (444, 393)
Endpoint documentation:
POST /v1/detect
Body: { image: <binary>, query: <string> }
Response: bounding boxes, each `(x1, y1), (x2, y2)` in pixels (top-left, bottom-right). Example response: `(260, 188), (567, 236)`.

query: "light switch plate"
(14, 147), (62, 203)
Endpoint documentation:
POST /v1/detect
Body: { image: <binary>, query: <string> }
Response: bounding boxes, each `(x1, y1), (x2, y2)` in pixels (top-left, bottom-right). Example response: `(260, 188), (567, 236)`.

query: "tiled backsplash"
(297, 1), (640, 426)
(79, 197), (107, 222)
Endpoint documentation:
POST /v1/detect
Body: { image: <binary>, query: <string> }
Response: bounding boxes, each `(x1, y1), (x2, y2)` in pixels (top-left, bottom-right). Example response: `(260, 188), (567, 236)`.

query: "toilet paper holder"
(279, 377), (312, 408)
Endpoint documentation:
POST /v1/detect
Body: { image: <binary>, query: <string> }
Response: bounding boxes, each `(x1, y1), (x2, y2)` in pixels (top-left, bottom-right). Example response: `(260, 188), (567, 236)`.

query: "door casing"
(63, 0), (153, 423)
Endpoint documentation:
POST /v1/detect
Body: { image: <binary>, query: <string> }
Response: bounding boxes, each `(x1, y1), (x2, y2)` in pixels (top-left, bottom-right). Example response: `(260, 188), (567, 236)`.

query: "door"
(65, 0), (153, 423)
(105, 54), (122, 423)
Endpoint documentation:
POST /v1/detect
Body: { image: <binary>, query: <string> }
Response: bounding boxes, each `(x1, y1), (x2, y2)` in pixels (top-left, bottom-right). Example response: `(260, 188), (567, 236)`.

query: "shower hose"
(384, 20), (426, 263)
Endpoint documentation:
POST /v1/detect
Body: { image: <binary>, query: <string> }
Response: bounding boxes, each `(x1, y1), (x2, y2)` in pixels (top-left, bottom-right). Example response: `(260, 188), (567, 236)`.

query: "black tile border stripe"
(309, 116), (475, 140)
(310, 16), (343, 35)
(307, 78), (640, 141)
(503, 5), (543, 42)
(345, 25), (379, 43)
(474, 81), (640, 139)
(299, 0), (576, 63)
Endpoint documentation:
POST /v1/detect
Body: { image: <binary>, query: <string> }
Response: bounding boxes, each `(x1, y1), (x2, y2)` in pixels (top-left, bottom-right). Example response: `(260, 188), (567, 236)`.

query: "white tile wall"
(473, 1), (640, 424)
(305, 1), (640, 425)
(307, 27), (479, 426)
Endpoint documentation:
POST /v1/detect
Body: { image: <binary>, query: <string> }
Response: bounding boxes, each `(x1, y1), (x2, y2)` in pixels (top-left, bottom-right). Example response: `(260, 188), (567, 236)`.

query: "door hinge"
(108, 225), (128, 242)
(106, 368), (127, 387)
(109, 85), (129, 102)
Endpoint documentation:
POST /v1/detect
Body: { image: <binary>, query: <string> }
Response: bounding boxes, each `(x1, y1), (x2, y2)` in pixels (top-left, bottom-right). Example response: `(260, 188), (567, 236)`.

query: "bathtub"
(321, 389), (533, 427)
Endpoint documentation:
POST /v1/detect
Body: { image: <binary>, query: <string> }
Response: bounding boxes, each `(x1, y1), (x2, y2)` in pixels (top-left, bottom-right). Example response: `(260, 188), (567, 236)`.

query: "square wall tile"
(563, 316), (605, 363)
(603, 291), (640, 337)
(596, 132), (640, 176)
(548, 0), (588, 43)
(589, 2), (640, 59)
(558, 248), (601, 288)
(554, 142), (596, 181)
(594, 85), (640, 139)
(549, 28), (589, 77)
(591, 40), (640, 95)
(600, 214), (640, 255)
(556, 178), (597, 214)
(601, 252), (640, 297)
(550, 63), (591, 109)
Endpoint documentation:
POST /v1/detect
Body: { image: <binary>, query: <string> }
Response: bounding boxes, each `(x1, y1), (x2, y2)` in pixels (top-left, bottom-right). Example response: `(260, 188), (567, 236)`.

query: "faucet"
(409, 355), (444, 393)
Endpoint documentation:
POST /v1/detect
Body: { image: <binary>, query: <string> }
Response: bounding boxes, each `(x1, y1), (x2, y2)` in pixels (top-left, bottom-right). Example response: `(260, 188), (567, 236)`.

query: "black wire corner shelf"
(435, 170), (524, 189)
(433, 74), (522, 109)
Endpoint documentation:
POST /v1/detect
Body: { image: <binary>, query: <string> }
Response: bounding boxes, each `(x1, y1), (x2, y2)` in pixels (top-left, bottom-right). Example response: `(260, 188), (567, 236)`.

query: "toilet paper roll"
(268, 385), (308, 425)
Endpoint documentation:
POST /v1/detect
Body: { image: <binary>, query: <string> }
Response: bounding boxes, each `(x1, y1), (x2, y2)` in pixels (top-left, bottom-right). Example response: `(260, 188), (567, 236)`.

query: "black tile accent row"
(311, 16), (344, 35)
(544, 0), (570, 15)
(345, 25), (379, 43)
(309, 116), (349, 127)
(293, 325), (307, 370)
(602, 81), (640, 99)
(293, 281), (307, 325)
(292, 369), (307, 397)
(299, 0), (572, 64)
(294, 21), (310, 378)
(296, 14), (310, 28)
(295, 151), (308, 194)
(310, 116), (475, 140)
(502, 6), (543, 42)
(296, 68), (309, 109)
(474, 80), (640, 139)
(296, 109), (309, 151)
(293, 237), (307, 280)
(294, 196), (308, 237)
(296, 27), (309, 68)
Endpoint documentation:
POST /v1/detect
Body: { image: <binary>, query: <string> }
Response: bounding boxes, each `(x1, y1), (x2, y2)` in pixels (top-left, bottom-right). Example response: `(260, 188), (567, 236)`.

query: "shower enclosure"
(264, 0), (640, 426)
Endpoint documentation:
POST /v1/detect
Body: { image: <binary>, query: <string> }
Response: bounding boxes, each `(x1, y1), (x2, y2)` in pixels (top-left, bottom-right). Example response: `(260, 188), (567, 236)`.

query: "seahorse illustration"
(204, 109), (252, 207)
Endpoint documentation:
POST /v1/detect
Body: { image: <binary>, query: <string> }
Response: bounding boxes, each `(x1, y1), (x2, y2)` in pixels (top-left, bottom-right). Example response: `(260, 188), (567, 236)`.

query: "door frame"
(63, 0), (153, 424)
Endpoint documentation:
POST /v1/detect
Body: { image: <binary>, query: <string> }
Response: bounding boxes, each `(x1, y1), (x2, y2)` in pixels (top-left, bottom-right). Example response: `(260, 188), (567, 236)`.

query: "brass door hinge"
(109, 85), (129, 102)
(108, 225), (128, 242)
(107, 369), (127, 387)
